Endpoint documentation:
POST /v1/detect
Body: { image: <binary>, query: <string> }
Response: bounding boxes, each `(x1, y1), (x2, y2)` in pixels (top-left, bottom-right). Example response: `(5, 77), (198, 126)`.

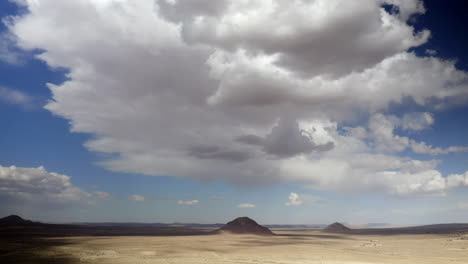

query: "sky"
(1, 0), (468, 226)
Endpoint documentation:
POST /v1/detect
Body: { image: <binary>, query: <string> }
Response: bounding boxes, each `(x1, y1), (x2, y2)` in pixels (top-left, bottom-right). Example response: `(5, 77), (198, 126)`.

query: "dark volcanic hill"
(218, 217), (274, 235)
(0, 215), (38, 226)
(323, 222), (351, 233)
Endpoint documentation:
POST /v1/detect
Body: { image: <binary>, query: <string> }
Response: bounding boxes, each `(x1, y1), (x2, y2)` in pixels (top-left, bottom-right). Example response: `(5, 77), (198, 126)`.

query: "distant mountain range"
(2, 215), (468, 236)
(71, 222), (325, 228)
(70, 222), (226, 228)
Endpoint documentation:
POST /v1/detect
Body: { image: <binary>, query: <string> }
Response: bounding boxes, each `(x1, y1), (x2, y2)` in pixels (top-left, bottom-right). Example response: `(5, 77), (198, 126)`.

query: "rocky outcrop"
(0, 215), (38, 226)
(323, 222), (351, 233)
(218, 217), (274, 235)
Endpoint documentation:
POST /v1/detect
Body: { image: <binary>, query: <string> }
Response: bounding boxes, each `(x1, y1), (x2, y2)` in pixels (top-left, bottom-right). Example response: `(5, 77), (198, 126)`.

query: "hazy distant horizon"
(4, 213), (467, 229)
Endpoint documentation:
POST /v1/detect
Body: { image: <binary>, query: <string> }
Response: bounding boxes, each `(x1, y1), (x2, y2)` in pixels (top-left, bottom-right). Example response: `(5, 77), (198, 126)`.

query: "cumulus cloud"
(159, 0), (228, 22)
(263, 118), (334, 157)
(129, 195), (145, 202)
(368, 113), (468, 155)
(0, 33), (25, 65)
(0, 86), (35, 109)
(237, 118), (334, 157)
(425, 49), (437, 56)
(0, 164), (91, 206)
(6, 0), (468, 197)
(183, 0), (429, 78)
(368, 114), (406, 152)
(187, 145), (252, 162)
(285, 192), (302, 206)
(178, 200), (199, 205)
(399, 112), (434, 131)
(237, 203), (255, 208)
(410, 141), (468, 155)
(446, 172), (468, 189)
(294, 157), (468, 197)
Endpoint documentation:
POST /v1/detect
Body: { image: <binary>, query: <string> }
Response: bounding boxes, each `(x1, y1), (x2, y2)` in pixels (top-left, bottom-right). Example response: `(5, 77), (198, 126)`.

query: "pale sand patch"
(34, 230), (468, 264)
(140, 251), (157, 256)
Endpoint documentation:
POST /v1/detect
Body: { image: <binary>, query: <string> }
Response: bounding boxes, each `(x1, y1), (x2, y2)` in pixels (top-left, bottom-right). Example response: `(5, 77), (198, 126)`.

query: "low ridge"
(323, 222), (351, 233)
(218, 217), (274, 235)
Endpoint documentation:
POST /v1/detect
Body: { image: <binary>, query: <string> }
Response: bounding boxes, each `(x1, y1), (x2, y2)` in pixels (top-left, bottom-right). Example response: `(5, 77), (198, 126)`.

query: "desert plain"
(2, 228), (468, 264)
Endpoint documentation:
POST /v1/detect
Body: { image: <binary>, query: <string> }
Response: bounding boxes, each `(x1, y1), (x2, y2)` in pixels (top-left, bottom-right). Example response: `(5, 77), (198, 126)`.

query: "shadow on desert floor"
(0, 237), (80, 264)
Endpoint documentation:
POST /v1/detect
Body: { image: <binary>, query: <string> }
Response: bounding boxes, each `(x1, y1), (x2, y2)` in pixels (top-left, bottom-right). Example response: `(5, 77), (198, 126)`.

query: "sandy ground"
(3, 229), (468, 263)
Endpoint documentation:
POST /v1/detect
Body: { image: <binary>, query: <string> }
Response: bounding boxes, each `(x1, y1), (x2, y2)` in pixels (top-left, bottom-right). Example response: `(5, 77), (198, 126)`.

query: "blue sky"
(1, 0), (468, 225)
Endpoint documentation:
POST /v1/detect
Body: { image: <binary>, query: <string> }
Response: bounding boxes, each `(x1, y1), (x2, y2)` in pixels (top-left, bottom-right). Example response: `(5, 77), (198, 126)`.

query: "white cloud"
(294, 157), (468, 197)
(446, 172), (468, 189)
(94, 191), (111, 200)
(425, 49), (437, 56)
(6, 0), (468, 197)
(368, 113), (468, 155)
(178, 200), (199, 205)
(285, 192), (302, 206)
(129, 195), (145, 202)
(410, 141), (468, 155)
(0, 33), (24, 65)
(183, 0), (429, 78)
(237, 203), (255, 208)
(0, 164), (91, 206)
(369, 113), (410, 152)
(0, 86), (34, 109)
(399, 112), (434, 131)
